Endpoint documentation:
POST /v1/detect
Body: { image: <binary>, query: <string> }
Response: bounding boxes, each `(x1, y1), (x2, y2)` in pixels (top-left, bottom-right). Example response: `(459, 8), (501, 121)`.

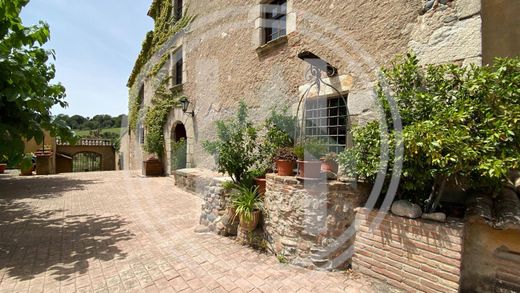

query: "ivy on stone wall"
(127, 1), (195, 135)
(128, 88), (143, 131)
(143, 84), (184, 158)
(127, 0), (195, 87)
(148, 53), (171, 78)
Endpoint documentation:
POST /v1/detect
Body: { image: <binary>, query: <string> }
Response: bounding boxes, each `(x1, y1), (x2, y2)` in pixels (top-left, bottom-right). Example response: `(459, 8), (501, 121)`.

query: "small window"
(137, 123), (145, 145)
(174, 0), (183, 20)
(172, 48), (183, 85)
(263, 0), (287, 44)
(305, 96), (349, 153)
(138, 84), (145, 105)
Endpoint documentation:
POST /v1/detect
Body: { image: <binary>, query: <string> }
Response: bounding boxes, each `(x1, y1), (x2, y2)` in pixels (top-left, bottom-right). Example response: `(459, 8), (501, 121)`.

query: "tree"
(203, 102), (258, 183)
(339, 54), (520, 211)
(0, 0), (74, 163)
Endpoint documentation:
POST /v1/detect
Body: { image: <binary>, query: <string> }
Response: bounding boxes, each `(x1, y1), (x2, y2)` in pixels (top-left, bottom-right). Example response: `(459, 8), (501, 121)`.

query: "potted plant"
(321, 152), (339, 173)
(295, 139), (327, 179)
(20, 153), (34, 176)
(249, 169), (268, 196)
(232, 185), (263, 232)
(0, 155), (7, 174)
(273, 147), (297, 176)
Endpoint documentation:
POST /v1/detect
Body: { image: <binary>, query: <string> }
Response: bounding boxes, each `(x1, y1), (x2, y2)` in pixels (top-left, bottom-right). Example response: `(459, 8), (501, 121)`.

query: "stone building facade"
(121, 0), (518, 174)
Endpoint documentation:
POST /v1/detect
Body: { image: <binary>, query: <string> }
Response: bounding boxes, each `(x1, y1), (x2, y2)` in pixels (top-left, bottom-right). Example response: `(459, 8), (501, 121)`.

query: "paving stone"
(0, 171), (376, 292)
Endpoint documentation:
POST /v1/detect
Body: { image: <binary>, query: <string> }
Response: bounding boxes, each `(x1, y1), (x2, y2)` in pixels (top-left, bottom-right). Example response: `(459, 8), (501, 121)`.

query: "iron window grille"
(263, 0), (287, 44)
(305, 96), (348, 153)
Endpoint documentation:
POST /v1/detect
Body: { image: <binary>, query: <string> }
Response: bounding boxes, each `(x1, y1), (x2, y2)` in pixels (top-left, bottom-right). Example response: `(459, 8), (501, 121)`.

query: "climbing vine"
(128, 83), (145, 131)
(127, 0), (195, 87)
(143, 83), (184, 158)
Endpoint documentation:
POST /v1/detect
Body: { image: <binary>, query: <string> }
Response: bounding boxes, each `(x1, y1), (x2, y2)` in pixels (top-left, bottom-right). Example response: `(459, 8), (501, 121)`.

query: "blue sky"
(21, 0), (153, 117)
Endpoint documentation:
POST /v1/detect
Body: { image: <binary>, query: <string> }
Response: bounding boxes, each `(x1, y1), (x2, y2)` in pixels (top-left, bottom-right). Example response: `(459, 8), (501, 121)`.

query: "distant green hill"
(75, 128), (123, 138)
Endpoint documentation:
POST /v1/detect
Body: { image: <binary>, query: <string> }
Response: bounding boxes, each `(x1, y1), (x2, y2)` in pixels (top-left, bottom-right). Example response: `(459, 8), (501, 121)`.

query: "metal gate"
(73, 152), (102, 172)
(171, 138), (187, 171)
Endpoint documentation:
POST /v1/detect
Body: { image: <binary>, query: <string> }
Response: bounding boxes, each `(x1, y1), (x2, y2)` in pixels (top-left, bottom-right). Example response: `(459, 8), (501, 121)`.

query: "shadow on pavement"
(0, 175), (134, 281)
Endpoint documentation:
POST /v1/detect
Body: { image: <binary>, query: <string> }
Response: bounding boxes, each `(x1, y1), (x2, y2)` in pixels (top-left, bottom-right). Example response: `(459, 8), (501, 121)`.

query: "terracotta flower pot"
(276, 160), (294, 176)
(227, 206), (238, 224)
(0, 164), (6, 174)
(20, 166), (33, 176)
(239, 210), (261, 232)
(297, 160), (322, 179)
(321, 161), (338, 173)
(254, 177), (267, 196)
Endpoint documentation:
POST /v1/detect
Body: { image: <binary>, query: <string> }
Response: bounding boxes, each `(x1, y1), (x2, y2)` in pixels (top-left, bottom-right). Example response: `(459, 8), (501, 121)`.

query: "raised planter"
(35, 151), (53, 175)
(354, 208), (464, 292)
(297, 160), (322, 179)
(143, 158), (163, 176)
(264, 173), (370, 270)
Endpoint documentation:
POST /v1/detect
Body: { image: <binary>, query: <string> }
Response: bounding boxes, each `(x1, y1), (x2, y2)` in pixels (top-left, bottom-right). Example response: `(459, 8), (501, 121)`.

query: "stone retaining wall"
(174, 168), (237, 235)
(264, 174), (370, 270)
(353, 208), (464, 293)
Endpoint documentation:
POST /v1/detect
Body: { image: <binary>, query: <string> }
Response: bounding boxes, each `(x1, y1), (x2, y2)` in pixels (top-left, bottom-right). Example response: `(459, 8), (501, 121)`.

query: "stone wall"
(125, 0), (425, 172)
(264, 174), (370, 270)
(353, 208), (464, 293)
(174, 168), (238, 235)
(409, 0), (482, 66)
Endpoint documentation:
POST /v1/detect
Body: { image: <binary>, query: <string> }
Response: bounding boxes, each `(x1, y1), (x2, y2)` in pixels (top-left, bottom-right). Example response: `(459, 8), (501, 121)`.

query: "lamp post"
(179, 96), (194, 117)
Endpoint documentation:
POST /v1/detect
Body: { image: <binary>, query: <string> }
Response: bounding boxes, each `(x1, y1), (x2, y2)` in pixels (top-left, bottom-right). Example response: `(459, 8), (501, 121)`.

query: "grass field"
(75, 127), (123, 137)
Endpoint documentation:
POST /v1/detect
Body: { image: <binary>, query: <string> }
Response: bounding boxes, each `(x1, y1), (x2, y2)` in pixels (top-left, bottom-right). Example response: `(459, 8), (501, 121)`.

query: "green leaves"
(339, 54), (520, 204)
(143, 87), (181, 157)
(0, 0), (74, 164)
(203, 102), (259, 184)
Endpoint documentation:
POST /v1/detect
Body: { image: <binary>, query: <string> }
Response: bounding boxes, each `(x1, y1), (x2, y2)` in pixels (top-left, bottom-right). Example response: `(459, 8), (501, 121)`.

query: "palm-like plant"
(232, 185), (262, 223)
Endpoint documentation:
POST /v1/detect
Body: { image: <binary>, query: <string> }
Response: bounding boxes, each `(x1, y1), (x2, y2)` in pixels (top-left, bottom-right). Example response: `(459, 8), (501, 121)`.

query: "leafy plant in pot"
(0, 155), (7, 174)
(273, 147), (297, 176)
(20, 153), (34, 176)
(232, 185), (263, 232)
(321, 152), (338, 173)
(295, 139), (327, 179)
(249, 169), (269, 196)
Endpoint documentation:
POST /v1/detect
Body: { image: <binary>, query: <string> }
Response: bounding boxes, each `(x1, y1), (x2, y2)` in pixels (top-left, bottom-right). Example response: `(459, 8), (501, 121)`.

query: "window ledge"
(168, 83), (184, 92)
(256, 35), (288, 57)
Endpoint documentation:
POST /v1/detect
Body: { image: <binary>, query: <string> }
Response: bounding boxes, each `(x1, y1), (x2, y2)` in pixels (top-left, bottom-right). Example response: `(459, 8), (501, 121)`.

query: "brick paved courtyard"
(0, 171), (378, 292)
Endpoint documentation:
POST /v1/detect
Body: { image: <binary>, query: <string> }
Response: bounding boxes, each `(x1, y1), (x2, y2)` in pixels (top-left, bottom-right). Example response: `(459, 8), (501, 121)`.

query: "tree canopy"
(0, 0), (74, 163)
(339, 54), (520, 210)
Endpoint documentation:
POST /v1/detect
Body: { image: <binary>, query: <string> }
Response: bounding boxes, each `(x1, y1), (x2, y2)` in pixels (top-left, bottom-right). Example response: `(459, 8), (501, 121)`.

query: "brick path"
(0, 171), (378, 292)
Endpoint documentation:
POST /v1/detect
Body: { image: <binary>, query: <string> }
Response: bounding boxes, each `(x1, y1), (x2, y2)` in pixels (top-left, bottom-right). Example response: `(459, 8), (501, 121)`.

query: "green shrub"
(339, 54), (520, 210)
(295, 137), (328, 160)
(231, 185), (262, 223)
(203, 102), (258, 183)
(256, 107), (298, 174)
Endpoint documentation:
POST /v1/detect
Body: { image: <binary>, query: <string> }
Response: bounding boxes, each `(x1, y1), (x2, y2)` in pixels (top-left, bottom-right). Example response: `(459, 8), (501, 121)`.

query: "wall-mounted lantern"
(179, 96), (194, 117)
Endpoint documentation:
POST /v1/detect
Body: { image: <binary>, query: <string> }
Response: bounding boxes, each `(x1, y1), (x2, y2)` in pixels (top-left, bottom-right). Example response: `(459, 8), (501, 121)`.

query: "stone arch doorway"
(171, 122), (187, 171)
(72, 152), (102, 172)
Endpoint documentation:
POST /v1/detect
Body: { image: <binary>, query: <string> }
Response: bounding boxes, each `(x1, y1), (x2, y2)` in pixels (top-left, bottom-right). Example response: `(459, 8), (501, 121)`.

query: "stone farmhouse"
(122, 0), (517, 173)
(121, 1), (519, 292)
